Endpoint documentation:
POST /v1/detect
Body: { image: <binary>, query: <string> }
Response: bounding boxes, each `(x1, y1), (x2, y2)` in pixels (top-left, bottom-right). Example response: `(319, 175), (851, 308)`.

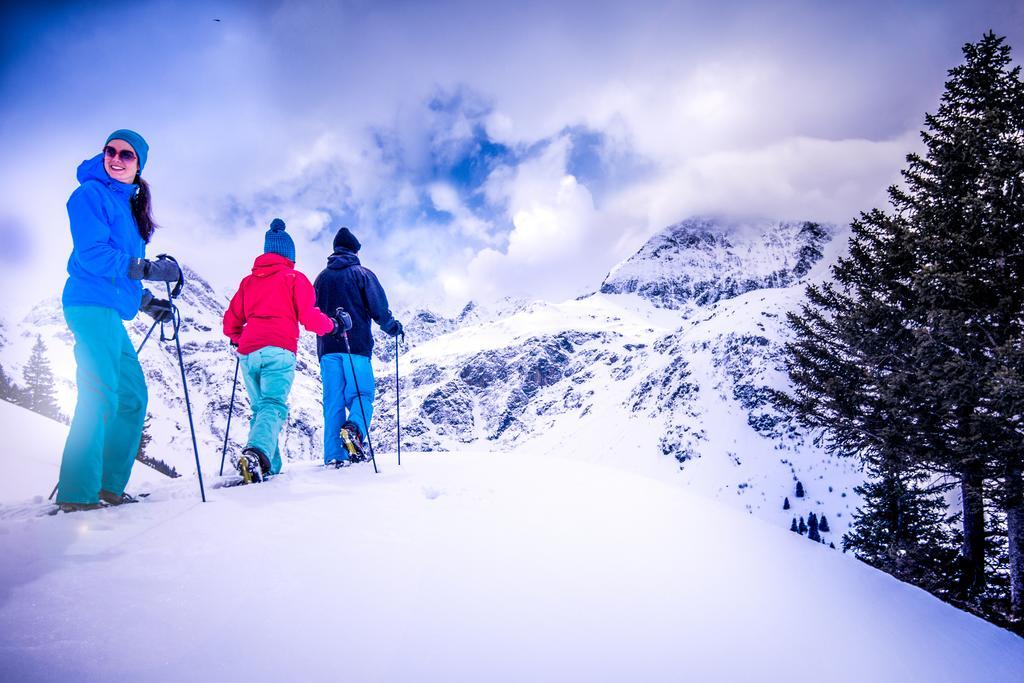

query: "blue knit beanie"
(264, 218), (296, 262)
(106, 129), (149, 172)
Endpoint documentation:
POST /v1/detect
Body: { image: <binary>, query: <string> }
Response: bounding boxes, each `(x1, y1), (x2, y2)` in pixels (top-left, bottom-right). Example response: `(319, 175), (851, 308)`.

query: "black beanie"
(333, 227), (361, 252)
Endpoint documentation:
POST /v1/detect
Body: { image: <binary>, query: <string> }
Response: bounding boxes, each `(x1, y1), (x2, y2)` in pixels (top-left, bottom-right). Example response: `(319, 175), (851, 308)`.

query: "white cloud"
(1, 0), (1020, 319)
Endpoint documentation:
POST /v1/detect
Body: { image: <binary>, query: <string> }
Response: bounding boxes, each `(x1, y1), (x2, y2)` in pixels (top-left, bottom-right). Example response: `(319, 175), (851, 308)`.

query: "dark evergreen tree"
(808, 512), (821, 542)
(0, 363), (16, 403)
(22, 336), (60, 421)
(780, 32), (1024, 621)
(819, 515), (831, 533)
(843, 462), (959, 597)
(783, 497), (791, 510)
(795, 481), (805, 498)
(791, 518), (799, 533)
(799, 517), (807, 535)
(136, 414), (153, 462)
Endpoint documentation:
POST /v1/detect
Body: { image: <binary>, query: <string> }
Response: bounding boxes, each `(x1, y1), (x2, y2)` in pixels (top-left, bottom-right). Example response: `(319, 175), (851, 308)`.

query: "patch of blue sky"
(562, 125), (653, 206)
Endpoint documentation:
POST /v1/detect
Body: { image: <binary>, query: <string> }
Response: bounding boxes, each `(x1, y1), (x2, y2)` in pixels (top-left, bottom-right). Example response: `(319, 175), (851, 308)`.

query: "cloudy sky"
(1, 0), (1021, 318)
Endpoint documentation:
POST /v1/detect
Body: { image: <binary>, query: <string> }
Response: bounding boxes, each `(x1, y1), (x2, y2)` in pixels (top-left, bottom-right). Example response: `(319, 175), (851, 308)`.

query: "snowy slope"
(0, 400), (166, 503)
(0, 453), (1021, 682)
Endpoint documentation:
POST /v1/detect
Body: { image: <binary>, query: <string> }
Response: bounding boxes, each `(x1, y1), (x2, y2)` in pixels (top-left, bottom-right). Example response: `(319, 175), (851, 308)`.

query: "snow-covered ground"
(1, 441), (1022, 681)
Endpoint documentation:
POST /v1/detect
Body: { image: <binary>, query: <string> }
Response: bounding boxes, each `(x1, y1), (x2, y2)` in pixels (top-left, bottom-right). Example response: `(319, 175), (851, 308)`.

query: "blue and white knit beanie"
(264, 218), (295, 262)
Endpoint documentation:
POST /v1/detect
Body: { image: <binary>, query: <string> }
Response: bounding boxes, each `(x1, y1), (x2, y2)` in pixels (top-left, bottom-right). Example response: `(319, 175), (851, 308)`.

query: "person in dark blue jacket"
(314, 227), (403, 466)
(56, 130), (181, 512)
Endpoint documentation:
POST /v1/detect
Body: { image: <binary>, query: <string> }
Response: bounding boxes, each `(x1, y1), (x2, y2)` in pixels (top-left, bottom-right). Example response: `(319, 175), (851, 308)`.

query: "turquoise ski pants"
(320, 352), (375, 464)
(239, 346), (296, 475)
(58, 306), (147, 504)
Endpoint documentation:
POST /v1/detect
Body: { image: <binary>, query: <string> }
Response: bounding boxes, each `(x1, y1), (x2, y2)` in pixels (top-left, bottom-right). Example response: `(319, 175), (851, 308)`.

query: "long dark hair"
(132, 175), (157, 243)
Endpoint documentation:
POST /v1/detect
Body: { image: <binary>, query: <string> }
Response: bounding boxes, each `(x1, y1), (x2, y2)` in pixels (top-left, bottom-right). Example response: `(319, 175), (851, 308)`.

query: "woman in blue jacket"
(56, 130), (181, 512)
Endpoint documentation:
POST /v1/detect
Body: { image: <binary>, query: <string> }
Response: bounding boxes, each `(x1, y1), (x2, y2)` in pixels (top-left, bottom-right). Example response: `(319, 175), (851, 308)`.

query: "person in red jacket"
(222, 218), (345, 482)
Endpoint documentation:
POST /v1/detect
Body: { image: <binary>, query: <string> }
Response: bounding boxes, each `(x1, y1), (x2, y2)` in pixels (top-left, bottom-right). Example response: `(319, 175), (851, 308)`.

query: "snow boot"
(55, 502), (104, 514)
(232, 447), (269, 484)
(339, 421), (367, 463)
(99, 490), (139, 506)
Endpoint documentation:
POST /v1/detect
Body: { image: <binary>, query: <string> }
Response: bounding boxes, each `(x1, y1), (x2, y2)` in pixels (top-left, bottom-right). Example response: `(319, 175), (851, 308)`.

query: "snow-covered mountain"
(600, 217), (831, 310)
(0, 216), (860, 542)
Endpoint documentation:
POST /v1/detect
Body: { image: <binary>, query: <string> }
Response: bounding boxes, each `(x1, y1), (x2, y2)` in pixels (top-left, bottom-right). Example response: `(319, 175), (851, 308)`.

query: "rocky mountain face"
(1, 216), (860, 541)
(600, 217), (830, 310)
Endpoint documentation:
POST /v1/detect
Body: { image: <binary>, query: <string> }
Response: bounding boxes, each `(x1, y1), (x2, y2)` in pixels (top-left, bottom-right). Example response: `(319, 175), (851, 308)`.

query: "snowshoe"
(51, 502), (104, 515)
(99, 490), (139, 506)
(231, 448), (267, 484)
(339, 422), (367, 463)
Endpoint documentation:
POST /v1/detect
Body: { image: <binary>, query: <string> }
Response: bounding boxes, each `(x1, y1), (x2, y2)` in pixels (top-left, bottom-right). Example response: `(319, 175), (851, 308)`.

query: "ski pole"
(219, 355), (240, 476)
(395, 334), (401, 466)
(164, 269), (207, 503)
(136, 318), (159, 354)
(341, 332), (378, 474)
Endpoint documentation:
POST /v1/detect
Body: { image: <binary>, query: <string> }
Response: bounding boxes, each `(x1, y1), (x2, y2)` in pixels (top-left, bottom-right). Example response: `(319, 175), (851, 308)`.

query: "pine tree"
(136, 414), (153, 462)
(819, 515), (831, 533)
(791, 518), (799, 533)
(795, 481), (805, 498)
(843, 463), (959, 596)
(799, 517), (807, 535)
(808, 512), (821, 542)
(22, 336), (60, 420)
(783, 497), (791, 510)
(891, 31), (1024, 610)
(780, 32), (1024, 619)
(0, 363), (15, 402)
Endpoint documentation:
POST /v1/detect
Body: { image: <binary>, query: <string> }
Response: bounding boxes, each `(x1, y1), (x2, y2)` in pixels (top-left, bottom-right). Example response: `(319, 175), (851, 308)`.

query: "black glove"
(381, 318), (403, 338)
(332, 308), (353, 335)
(128, 256), (181, 283)
(229, 340), (239, 348)
(140, 291), (173, 323)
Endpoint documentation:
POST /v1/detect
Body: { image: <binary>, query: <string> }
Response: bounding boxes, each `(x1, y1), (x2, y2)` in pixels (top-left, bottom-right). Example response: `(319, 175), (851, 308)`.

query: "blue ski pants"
(320, 352), (375, 464)
(58, 306), (147, 504)
(239, 346), (296, 475)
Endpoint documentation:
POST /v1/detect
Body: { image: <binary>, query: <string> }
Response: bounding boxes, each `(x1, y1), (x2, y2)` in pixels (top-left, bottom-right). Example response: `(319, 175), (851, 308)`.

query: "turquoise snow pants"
(58, 306), (147, 504)
(239, 346), (295, 475)
(320, 353), (375, 464)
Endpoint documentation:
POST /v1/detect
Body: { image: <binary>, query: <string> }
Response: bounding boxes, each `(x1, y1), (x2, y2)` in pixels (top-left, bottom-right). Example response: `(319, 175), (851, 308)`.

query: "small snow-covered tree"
(799, 516), (808, 535)
(819, 515), (831, 533)
(796, 481), (805, 498)
(808, 512), (821, 542)
(22, 336), (60, 421)
(783, 497), (791, 510)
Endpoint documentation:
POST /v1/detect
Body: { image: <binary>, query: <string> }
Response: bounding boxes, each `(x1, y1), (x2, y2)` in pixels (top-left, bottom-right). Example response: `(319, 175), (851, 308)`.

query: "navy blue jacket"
(313, 249), (396, 358)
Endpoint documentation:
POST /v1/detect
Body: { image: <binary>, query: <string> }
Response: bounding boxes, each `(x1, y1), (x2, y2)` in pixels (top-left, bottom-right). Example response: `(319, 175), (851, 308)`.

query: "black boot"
(245, 447), (272, 478)
(340, 421), (367, 462)
(55, 502), (104, 514)
(99, 490), (138, 506)
(232, 449), (263, 484)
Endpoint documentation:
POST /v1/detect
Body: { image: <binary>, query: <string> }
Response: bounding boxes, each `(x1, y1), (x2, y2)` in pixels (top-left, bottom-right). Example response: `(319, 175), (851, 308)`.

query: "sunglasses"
(103, 145), (137, 163)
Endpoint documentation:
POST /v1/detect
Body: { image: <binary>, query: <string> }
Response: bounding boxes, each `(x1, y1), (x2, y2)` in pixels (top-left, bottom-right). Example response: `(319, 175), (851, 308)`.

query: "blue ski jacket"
(62, 153), (147, 320)
(313, 249), (397, 358)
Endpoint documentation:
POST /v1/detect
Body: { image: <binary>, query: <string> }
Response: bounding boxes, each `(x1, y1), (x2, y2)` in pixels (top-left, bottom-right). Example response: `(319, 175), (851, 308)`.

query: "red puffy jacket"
(223, 253), (335, 355)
